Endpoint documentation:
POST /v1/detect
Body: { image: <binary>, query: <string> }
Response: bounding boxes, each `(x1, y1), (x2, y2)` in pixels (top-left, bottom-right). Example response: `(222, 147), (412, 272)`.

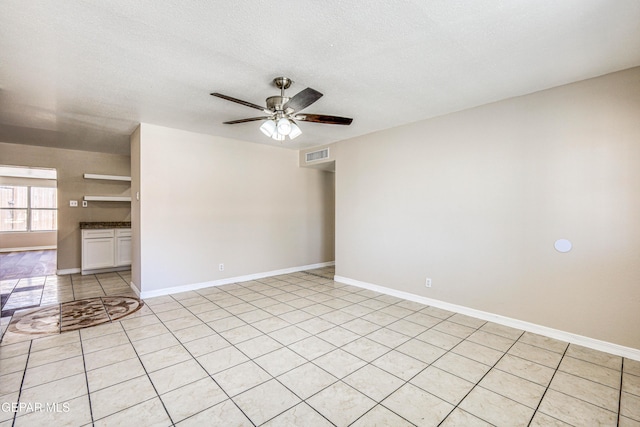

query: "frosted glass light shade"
(260, 120), (276, 137)
(276, 118), (292, 135)
(271, 131), (285, 141)
(288, 122), (302, 139)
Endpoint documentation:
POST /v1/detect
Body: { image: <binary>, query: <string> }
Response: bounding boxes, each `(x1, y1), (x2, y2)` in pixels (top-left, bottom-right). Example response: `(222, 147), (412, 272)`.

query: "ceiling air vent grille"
(306, 148), (329, 163)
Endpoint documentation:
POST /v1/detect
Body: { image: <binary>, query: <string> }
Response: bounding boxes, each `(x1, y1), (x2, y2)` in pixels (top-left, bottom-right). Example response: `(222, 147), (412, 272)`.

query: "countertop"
(80, 222), (131, 229)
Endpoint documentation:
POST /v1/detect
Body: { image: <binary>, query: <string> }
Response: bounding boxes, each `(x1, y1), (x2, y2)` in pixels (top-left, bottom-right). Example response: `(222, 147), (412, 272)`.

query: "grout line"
(526, 344), (570, 426)
(617, 358), (624, 426)
(76, 330), (96, 425)
(10, 340), (32, 427)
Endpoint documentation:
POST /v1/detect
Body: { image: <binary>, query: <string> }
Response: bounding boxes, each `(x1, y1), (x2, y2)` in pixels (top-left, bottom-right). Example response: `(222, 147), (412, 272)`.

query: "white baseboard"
(0, 245), (57, 253)
(139, 261), (335, 299)
(129, 281), (141, 298)
(334, 275), (640, 362)
(57, 268), (81, 275)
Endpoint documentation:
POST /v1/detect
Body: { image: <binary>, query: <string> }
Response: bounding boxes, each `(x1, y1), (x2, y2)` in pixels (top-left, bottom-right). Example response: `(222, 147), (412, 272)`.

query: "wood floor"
(0, 250), (57, 280)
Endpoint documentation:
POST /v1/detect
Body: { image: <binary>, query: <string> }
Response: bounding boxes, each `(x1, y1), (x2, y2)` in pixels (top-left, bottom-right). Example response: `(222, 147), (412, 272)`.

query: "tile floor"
(1, 268), (639, 426)
(0, 250), (57, 281)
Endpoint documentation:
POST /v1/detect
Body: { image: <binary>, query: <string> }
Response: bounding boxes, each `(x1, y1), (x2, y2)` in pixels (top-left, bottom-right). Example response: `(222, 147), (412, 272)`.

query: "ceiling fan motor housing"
(266, 96), (290, 112)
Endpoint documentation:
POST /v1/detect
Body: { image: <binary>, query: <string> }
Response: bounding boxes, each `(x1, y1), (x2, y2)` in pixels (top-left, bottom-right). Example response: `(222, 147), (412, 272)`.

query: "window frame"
(0, 185), (57, 232)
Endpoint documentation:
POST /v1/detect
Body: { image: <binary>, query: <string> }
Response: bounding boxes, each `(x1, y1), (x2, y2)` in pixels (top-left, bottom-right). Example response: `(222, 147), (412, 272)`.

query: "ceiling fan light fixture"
(271, 131), (285, 141)
(259, 120), (276, 137)
(276, 117), (292, 136)
(288, 121), (302, 139)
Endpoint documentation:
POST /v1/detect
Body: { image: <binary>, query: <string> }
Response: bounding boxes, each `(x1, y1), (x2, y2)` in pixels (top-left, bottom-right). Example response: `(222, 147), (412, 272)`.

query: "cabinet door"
(116, 236), (132, 266)
(83, 238), (115, 270)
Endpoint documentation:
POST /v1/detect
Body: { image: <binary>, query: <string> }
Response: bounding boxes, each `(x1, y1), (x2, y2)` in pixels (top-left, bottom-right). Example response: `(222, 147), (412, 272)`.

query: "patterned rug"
(5, 296), (143, 338)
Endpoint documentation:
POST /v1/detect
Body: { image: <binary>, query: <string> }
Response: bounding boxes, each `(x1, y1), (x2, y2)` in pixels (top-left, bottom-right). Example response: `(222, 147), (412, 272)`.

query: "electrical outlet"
(425, 278), (432, 288)
(69, 200), (78, 207)
(219, 264), (224, 271)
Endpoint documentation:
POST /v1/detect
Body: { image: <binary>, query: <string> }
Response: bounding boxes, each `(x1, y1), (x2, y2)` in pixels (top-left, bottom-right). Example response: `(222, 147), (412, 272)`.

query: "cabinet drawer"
(116, 228), (131, 237)
(82, 229), (114, 239)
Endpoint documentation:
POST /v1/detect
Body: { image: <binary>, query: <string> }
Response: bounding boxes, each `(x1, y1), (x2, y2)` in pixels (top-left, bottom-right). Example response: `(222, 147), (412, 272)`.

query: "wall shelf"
(83, 196), (131, 202)
(84, 173), (131, 182)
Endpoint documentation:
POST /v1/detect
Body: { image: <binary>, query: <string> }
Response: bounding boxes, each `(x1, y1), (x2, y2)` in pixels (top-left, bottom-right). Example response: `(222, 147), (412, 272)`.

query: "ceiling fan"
(211, 77), (353, 141)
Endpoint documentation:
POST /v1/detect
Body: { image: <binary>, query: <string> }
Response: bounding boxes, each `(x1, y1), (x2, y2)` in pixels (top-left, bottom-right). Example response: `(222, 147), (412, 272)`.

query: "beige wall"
(134, 123), (334, 293)
(0, 142), (131, 270)
(0, 232), (57, 251)
(335, 67), (640, 349)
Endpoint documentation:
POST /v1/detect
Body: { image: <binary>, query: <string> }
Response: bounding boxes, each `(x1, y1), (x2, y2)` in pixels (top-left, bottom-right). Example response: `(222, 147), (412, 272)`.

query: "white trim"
(334, 275), (640, 362)
(129, 281), (141, 298)
(83, 196), (131, 202)
(0, 245), (56, 253)
(139, 261), (335, 299)
(83, 173), (131, 182)
(57, 268), (81, 275)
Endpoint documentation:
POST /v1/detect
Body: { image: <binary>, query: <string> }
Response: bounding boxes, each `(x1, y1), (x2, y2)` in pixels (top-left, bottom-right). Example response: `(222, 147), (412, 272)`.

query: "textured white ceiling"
(1, 0), (639, 155)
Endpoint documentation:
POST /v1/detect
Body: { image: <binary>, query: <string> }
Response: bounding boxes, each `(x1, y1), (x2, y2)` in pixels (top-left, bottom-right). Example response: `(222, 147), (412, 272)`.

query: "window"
(0, 186), (57, 232)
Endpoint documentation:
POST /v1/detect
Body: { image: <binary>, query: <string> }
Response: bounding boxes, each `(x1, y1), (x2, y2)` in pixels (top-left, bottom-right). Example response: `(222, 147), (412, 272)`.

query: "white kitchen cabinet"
(82, 228), (131, 274)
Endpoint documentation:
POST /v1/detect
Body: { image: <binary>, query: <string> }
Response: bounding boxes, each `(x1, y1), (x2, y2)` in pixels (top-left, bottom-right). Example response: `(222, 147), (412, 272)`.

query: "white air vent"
(305, 148), (330, 163)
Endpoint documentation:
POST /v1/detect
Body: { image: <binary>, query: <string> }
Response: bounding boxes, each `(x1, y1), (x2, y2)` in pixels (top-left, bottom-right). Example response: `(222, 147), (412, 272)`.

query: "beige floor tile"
(0, 353), (29, 375)
(538, 389), (617, 426)
(219, 324), (263, 345)
(411, 366), (474, 405)
(161, 377), (227, 423)
(125, 323), (170, 342)
(172, 323), (215, 343)
(316, 326), (360, 347)
(79, 321), (124, 340)
(0, 340), (31, 360)
(382, 382), (454, 427)
(163, 315), (204, 332)
(91, 375), (157, 421)
(550, 371), (619, 412)
(175, 399), (252, 426)
(344, 365), (404, 402)
(366, 327), (411, 348)
(467, 330), (515, 352)
(268, 325), (311, 345)
(480, 369), (546, 408)
(432, 320), (475, 338)
(277, 362), (337, 400)
(154, 308), (192, 322)
(452, 340), (504, 366)
(14, 394), (92, 427)
(448, 313), (486, 329)
(459, 386), (534, 426)
(479, 322), (523, 340)
(415, 328), (463, 350)
(318, 309), (356, 325)
(255, 347), (307, 377)
(619, 416), (640, 427)
(20, 373), (88, 411)
(234, 334), (283, 359)
(212, 361), (271, 397)
(342, 337), (390, 362)
(207, 316), (246, 333)
(529, 411), (573, 426)
(93, 397), (171, 427)
(341, 318), (380, 336)
(235, 309), (271, 324)
(27, 342), (82, 368)
(495, 354), (556, 386)
(0, 371), (22, 395)
(181, 333), (229, 358)
(508, 342), (563, 368)
(396, 338), (447, 364)
(139, 344), (192, 373)
(296, 318), (335, 335)
(351, 404), (413, 427)
(22, 355), (85, 389)
(565, 344), (622, 370)
(624, 372), (640, 396)
(440, 408), (493, 426)
(307, 381), (376, 426)
(372, 350), (427, 381)
(81, 330), (130, 354)
(558, 356), (620, 388)
(149, 359), (208, 395)
(518, 332), (568, 354)
(233, 379), (301, 425)
(30, 331), (80, 353)
(433, 352), (491, 383)
(87, 357), (146, 393)
(197, 345), (249, 375)
(279, 309), (316, 324)
(313, 349), (366, 379)
(84, 343), (137, 371)
(621, 391), (640, 421)
(262, 402), (333, 427)
(625, 359), (640, 376)
(195, 308), (231, 323)
(131, 332), (180, 356)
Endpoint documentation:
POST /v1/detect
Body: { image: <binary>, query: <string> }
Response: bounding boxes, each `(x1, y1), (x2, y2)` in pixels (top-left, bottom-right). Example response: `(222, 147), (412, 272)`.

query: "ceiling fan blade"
(283, 88), (323, 112)
(223, 116), (271, 124)
(296, 114), (353, 125)
(211, 93), (265, 111)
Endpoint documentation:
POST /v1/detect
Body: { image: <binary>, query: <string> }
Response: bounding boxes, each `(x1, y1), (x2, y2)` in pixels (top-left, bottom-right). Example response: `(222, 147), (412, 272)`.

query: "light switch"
(82, 201), (88, 208)
(70, 200), (78, 207)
